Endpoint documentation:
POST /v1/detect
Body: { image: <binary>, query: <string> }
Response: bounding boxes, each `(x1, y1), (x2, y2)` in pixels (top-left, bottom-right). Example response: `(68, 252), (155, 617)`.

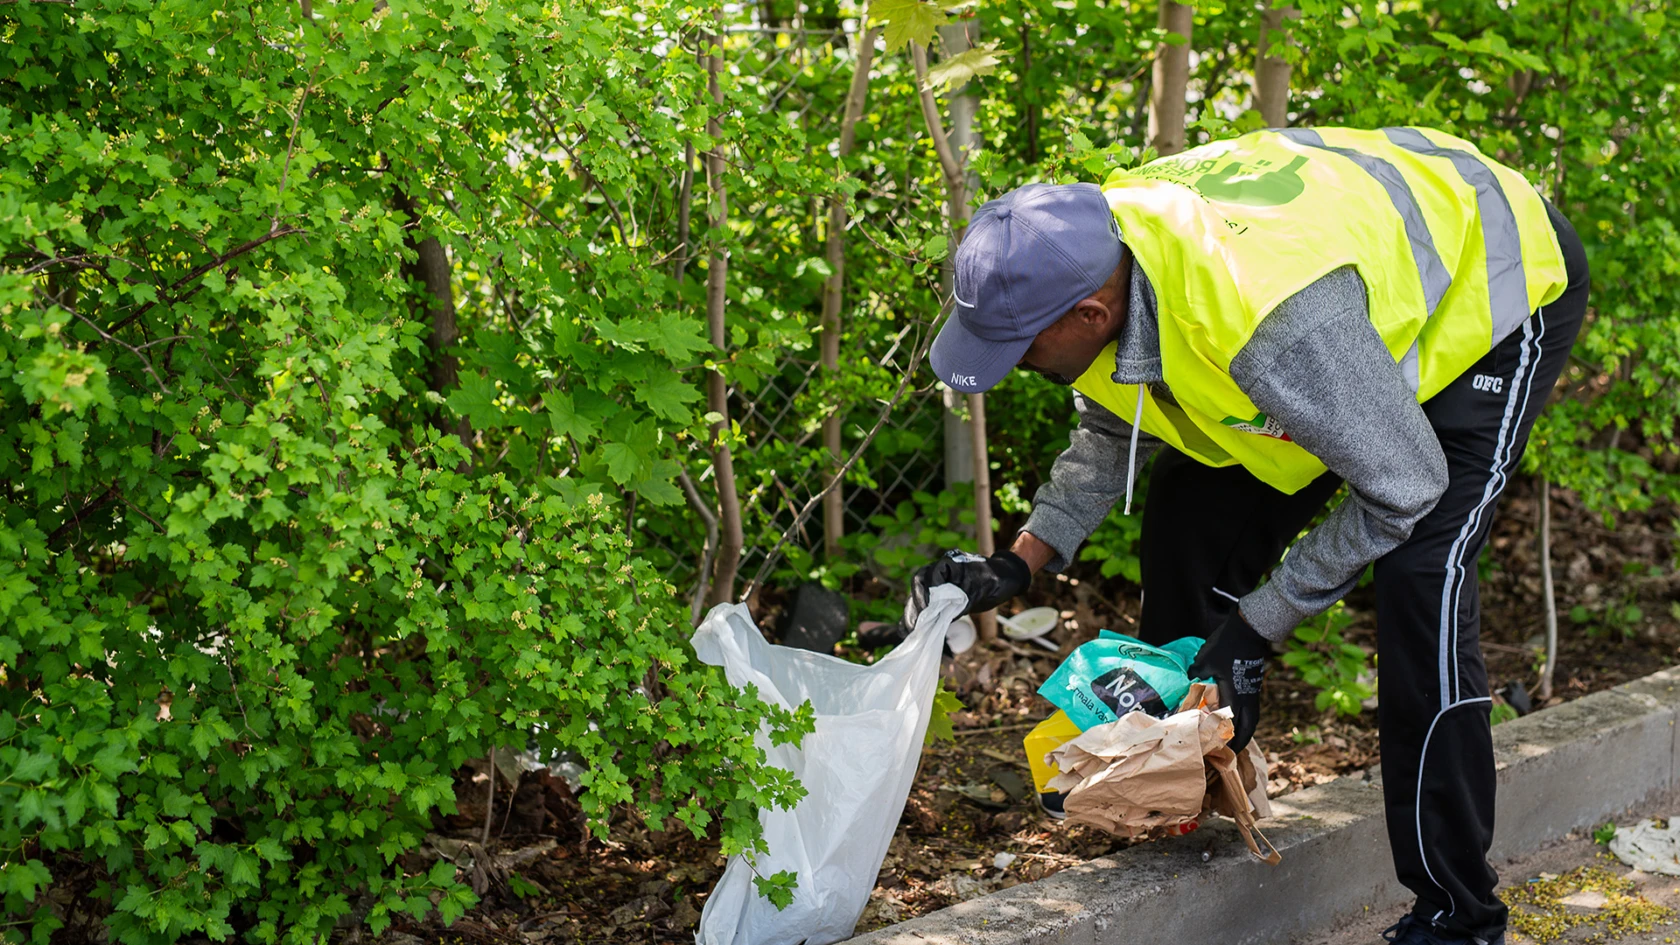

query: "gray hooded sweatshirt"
(1020, 259), (1450, 642)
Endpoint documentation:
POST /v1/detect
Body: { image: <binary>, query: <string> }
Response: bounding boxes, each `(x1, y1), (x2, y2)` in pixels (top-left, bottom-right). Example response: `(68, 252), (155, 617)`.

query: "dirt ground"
(1303, 789), (1680, 944)
(380, 478), (1680, 944)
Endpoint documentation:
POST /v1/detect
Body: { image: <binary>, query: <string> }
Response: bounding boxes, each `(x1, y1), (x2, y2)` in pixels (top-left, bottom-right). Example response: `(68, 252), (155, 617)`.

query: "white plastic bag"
(1609, 818), (1680, 875)
(690, 584), (967, 945)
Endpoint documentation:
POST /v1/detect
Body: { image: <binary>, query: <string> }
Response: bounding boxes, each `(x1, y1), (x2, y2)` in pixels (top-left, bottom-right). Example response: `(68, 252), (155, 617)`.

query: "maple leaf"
(446, 373), (505, 429)
(871, 0), (946, 52)
(753, 870), (799, 911)
(544, 389), (613, 444)
(651, 312), (711, 363)
(923, 678), (965, 745)
(922, 42), (1002, 93)
(601, 441), (645, 485)
(635, 369), (702, 422)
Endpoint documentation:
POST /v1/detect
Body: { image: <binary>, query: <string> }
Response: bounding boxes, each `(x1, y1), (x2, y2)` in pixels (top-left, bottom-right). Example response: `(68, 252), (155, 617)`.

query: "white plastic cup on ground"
(946, 616), (976, 655)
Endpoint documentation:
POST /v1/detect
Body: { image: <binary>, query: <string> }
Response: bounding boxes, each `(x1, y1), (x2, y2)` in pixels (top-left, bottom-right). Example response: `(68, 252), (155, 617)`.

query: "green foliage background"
(0, 2), (816, 941)
(2, 0), (1677, 941)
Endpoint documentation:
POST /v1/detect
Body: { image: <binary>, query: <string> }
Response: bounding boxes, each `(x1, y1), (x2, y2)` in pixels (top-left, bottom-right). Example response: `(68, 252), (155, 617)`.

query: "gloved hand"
(903, 549), (1031, 628)
(1188, 608), (1272, 752)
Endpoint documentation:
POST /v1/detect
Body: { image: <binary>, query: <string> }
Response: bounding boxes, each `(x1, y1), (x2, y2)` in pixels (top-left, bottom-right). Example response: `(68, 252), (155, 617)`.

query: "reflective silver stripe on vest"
(1277, 128), (1452, 317)
(1399, 340), (1421, 393)
(1383, 126), (1529, 347)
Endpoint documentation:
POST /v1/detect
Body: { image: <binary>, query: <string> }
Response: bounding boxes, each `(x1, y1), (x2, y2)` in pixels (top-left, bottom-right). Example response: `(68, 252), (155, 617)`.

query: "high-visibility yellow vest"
(1073, 126), (1569, 494)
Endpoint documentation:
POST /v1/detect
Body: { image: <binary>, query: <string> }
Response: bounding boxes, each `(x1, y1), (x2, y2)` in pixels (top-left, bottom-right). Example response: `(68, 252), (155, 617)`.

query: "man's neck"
(1106, 248), (1134, 347)
(1111, 250), (1164, 385)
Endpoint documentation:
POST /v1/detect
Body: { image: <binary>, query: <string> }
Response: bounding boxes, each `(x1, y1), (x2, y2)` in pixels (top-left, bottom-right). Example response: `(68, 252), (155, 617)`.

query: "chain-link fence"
(729, 326), (947, 587)
(638, 310), (949, 595)
(629, 22), (961, 600)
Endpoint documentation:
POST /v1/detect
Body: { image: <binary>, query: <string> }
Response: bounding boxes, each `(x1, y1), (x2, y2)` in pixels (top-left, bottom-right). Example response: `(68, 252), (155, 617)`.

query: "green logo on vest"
(1220, 411), (1293, 441)
(1195, 155), (1309, 207)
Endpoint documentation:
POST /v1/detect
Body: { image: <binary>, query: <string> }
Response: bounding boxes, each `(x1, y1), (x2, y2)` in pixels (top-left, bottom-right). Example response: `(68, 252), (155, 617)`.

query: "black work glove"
(903, 549), (1030, 628)
(1188, 609), (1271, 753)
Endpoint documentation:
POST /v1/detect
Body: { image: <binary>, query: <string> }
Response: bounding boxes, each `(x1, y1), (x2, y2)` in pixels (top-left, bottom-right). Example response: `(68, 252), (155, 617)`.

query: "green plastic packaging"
(1038, 632), (1206, 731)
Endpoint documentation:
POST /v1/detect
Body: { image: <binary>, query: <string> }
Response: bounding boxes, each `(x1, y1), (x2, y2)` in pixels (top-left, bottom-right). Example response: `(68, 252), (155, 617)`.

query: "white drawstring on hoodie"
(1123, 384), (1144, 515)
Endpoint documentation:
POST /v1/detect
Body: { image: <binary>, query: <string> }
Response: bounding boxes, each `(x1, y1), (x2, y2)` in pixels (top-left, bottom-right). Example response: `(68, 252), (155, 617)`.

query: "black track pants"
(1135, 204), (1588, 943)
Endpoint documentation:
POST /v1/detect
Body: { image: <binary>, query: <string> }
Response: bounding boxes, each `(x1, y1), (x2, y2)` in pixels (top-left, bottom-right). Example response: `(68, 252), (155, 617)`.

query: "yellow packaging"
(1023, 710), (1084, 795)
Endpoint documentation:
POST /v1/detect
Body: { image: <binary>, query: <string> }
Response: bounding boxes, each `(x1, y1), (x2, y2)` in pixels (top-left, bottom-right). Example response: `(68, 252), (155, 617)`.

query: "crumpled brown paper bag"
(1044, 681), (1279, 863)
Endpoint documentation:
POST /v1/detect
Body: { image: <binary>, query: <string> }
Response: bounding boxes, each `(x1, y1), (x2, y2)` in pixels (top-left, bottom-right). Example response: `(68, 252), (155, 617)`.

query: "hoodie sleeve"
(1227, 266), (1449, 642)
(1022, 390), (1161, 572)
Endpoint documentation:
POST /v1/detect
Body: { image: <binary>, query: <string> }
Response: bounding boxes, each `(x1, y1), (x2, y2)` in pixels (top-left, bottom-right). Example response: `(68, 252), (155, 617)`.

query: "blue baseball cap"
(931, 182), (1124, 394)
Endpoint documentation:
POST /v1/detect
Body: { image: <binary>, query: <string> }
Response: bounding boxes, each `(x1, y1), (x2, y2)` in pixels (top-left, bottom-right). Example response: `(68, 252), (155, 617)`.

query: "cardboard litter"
(1045, 682), (1279, 864)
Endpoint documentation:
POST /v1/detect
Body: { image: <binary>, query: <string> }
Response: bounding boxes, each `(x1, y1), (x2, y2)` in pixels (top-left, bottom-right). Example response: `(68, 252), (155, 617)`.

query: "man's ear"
(1073, 296), (1116, 329)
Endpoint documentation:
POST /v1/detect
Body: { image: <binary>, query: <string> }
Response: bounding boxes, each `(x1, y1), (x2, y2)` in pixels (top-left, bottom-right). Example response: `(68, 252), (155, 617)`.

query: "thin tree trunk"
(819, 25), (881, 560)
(1020, 19), (1038, 164)
(671, 33), (707, 608)
(396, 190), (471, 448)
(914, 35), (978, 513)
(705, 13), (745, 607)
(1254, 3), (1296, 128)
(911, 41), (967, 231)
(679, 468), (721, 624)
(1551, 0), (1577, 206)
(1537, 3), (1574, 696)
(1149, 1), (1193, 156)
(415, 235), (461, 399)
(1130, 73), (1152, 148)
(1538, 474), (1559, 702)
(913, 25), (998, 645)
(945, 21), (995, 646)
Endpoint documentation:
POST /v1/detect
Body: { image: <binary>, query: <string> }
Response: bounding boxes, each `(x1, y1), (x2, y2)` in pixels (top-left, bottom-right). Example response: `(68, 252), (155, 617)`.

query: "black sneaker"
(1036, 791), (1068, 820)
(1380, 915), (1502, 945)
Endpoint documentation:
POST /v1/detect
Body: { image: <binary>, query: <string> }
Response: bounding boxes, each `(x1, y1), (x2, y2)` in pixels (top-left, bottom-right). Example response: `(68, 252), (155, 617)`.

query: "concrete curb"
(846, 666), (1680, 945)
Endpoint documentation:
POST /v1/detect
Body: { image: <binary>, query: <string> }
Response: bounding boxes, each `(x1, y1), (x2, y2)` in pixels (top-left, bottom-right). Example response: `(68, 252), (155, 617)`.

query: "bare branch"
(909, 42), (964, 189)
(673, 140), (696, 283)
(47, 483), (118, 546)
(107, 227), (304, 336)
(677, 467), (720, 625)
(740, 320), (935, 603)
(531, 105), (631, 241)
(21, 255), (112, 277)
(64, 305), (172, 393)
(121, 494), (165, 534)
(704, 13), (745, 607)
(275, 61), (325, 222)
(1537, 474), (1560, 701)
(820, 24), (882, 558)
(134, 334), (193, 351)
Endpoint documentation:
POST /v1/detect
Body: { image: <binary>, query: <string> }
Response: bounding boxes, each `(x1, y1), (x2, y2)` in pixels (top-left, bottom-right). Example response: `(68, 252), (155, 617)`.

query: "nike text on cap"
(931, 182), (1124, 394)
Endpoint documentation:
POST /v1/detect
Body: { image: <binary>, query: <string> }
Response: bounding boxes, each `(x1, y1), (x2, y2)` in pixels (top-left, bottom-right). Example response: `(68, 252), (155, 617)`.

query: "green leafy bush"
(0, 2), (807, 941)
(1570, 598), (1647, 640)
(848, 490), (978, 579)
(1077, 498), (1146, 583)
(1279, 603), (1375, 717)
(923, 678), (965, 746)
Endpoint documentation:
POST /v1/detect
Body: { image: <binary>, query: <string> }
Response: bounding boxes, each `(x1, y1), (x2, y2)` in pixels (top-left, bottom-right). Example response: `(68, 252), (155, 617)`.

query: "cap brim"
(929, 311), (1035, 394)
